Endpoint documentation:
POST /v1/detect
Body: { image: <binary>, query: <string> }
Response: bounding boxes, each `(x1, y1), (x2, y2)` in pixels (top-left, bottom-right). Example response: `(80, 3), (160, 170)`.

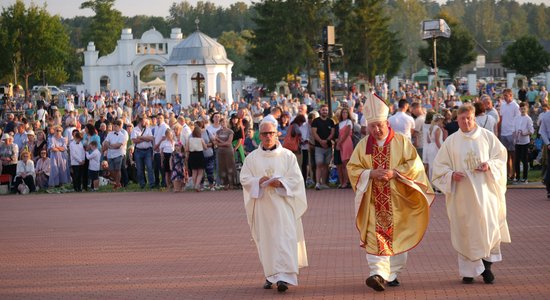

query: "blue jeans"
(135, 148), (155, 188)
(153, 152), (166, 187)
(204, 155), (215, 185)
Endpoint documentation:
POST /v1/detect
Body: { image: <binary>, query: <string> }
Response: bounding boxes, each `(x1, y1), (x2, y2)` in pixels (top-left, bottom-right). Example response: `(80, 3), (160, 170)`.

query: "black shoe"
(482, 260), (494, 284)
(263, 279), (272, 289)
(366, 275), (386, 291)
(387, 278), (400, 287)
(462, 277), (474, 284)
(276, 281), (288, 292)
(547, 192), (550, 199)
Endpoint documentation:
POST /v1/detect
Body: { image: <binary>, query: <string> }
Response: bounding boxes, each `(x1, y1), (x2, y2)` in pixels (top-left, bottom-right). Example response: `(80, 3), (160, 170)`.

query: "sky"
(2, 0), (253, 18)
(2, 0), (547, 18)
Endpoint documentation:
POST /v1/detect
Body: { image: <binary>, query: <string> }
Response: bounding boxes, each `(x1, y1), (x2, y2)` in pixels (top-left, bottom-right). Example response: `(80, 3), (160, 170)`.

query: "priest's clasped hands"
(453, 162), (490, 182)
(370, 169), (397, 182)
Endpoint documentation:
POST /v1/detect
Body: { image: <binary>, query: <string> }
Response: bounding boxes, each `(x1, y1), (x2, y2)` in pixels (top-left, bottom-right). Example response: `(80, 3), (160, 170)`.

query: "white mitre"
(362, 93), (389, 123)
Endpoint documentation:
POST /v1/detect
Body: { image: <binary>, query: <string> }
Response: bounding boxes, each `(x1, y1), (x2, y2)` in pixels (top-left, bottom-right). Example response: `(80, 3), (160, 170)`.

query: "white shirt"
(105, 130), (126, 159)
(64, 126), (76, 144)
(69, 140), (86, 166)
(500, 101), (520, 136)
(513, 115), (534, 145)
(206, 124), (221, 139)
(86, 149), (101, 171)
(446, 84), (456, 96)
(263, 114), (279, 126)
(188, 137), (204, 152)
(388, 111), (415, 140)
(36, 108), (47, 123)
(486, 108), (500, 124)
(475, 115), (497, 134)
(16, 160), (35, 179)
(131, 126), (154, 149)
(414, 114), (426, 148)
(299, 121), (310, 150)
(339, 119), (352, 130)
(180, 123), (192, 145)
(154, 122), (169, 153)
(65, 101), (75, 113)
(160, 140), (175, 154)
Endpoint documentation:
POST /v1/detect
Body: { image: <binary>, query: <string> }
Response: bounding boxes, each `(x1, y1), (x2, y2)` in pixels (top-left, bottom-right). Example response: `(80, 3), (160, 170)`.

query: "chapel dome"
(140, 28), (164, 43)
(165, 31), (232, 66)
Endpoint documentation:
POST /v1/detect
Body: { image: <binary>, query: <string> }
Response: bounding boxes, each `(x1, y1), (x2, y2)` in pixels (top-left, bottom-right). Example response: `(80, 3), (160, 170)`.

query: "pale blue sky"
(3, 0), (546, 18)
(2, 0), (253, 17)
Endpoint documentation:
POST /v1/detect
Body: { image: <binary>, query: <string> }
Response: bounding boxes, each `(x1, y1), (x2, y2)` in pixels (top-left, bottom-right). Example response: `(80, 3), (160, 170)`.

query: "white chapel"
(82, 26), (233, 106)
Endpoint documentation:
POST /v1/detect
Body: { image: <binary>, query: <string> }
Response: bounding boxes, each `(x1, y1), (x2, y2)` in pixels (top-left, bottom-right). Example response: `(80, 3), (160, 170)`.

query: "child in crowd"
(513, 102), (534, 183)
(69, 131), (86, 192)
(160, 129), (175, 190)
(86, 141), (101, 191)
(244, 128), (258, 155)
(170, 142), (188, 192)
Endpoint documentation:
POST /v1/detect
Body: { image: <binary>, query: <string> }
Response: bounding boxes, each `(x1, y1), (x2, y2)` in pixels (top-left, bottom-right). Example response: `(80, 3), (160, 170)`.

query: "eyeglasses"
(260, 131), (277, 137)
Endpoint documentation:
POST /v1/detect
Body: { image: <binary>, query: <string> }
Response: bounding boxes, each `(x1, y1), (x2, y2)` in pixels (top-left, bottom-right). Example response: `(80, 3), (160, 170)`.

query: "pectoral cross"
(265, 168), (274, 178)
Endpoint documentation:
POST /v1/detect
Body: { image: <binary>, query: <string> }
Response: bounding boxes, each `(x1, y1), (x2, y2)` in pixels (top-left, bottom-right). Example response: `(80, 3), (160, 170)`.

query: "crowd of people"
(4, 81), (548, 293)
(0, 81), (547, 196)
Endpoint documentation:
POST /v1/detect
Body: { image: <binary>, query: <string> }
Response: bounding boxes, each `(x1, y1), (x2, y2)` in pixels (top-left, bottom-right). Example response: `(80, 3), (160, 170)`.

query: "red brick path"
(0, 188), (549, 299)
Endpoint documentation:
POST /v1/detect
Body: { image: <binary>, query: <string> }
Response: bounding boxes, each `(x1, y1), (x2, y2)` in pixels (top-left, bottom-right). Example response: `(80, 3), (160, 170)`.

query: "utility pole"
(323, 26), (334, 115)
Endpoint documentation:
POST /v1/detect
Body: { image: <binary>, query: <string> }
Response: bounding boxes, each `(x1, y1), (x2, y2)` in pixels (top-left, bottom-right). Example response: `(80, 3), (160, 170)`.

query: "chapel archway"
(217, 72), (228, 100)
(100, 76), (111, 92)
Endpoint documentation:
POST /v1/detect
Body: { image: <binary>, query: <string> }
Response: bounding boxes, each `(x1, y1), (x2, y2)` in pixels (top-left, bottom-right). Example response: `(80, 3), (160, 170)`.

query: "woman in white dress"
(426, 114), (445, 181)
(422, 111), (435, 174)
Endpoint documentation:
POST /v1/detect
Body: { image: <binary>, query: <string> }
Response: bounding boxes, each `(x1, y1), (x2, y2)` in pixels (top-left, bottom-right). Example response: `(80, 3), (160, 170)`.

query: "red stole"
(368, 128), (395, 255)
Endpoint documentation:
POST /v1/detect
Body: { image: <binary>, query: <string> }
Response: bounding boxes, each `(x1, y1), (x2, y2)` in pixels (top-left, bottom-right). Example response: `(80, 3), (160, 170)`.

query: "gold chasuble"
(347, 129), (434, 256)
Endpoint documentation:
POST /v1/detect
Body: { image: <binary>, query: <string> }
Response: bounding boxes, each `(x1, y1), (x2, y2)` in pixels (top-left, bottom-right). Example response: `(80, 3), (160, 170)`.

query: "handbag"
(18, 182), (30, 194)
(283, 129), (300, 152)
(203, 130), (214, 157)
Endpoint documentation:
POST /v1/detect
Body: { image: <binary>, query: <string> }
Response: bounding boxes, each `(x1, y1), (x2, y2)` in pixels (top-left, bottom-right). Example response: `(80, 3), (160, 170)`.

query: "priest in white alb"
(431, 105), (510, 284)
(347, 93), (434, 292)
(240, 120), (308, 293)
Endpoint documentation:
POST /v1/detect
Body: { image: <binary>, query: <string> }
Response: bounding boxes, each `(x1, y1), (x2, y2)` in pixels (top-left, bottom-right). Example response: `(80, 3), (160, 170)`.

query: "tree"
(530, 4), (550, 40)
(125, 16), (170, 38)
(246, 0), (330, 88)
(80, 0), (124, 56)
(0, 0), (71, 92)
(418, 12), (476, 79)
(388, 0), (428, 77)
(218, 30), (252, 78)
(496, 0), (528, 41)
(501, 35), (550, 82)
(334, 0), (404, 81)
(168, 1), (254, 37)
(459, 0), (500, 51)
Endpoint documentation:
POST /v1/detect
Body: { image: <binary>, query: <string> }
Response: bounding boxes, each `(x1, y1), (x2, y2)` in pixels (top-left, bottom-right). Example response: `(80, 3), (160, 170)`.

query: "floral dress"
(171, 152), (186, 182)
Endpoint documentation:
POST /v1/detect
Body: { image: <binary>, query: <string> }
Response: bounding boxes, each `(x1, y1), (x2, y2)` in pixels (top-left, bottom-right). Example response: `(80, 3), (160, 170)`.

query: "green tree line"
(1, 0), (549, 91)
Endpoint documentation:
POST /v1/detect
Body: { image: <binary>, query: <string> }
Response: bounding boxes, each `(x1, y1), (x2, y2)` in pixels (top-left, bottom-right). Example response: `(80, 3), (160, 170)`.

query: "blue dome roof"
(165, 31), (232, 66)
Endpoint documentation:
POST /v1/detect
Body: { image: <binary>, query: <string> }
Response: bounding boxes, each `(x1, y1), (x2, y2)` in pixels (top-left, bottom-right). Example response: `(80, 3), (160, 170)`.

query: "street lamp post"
(318, 26), (344, 116)
(421, 19), (451, 91)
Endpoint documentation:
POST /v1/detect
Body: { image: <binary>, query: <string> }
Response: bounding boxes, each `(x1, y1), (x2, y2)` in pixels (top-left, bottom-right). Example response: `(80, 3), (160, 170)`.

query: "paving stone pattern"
(0, 188), (549, 299)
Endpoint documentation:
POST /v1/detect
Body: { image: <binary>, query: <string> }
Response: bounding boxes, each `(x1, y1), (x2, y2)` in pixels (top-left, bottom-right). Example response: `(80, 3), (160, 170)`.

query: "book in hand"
(260, 176), (282, 188)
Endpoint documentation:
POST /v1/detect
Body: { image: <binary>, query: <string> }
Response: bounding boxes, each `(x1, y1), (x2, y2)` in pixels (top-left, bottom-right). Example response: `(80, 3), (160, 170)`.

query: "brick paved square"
(0, 188), (548, 299)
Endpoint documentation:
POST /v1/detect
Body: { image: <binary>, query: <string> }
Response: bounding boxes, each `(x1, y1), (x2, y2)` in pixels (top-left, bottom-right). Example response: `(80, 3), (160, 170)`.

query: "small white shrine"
(82, 25), (233, 106)
(164, 28), (233, 105)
